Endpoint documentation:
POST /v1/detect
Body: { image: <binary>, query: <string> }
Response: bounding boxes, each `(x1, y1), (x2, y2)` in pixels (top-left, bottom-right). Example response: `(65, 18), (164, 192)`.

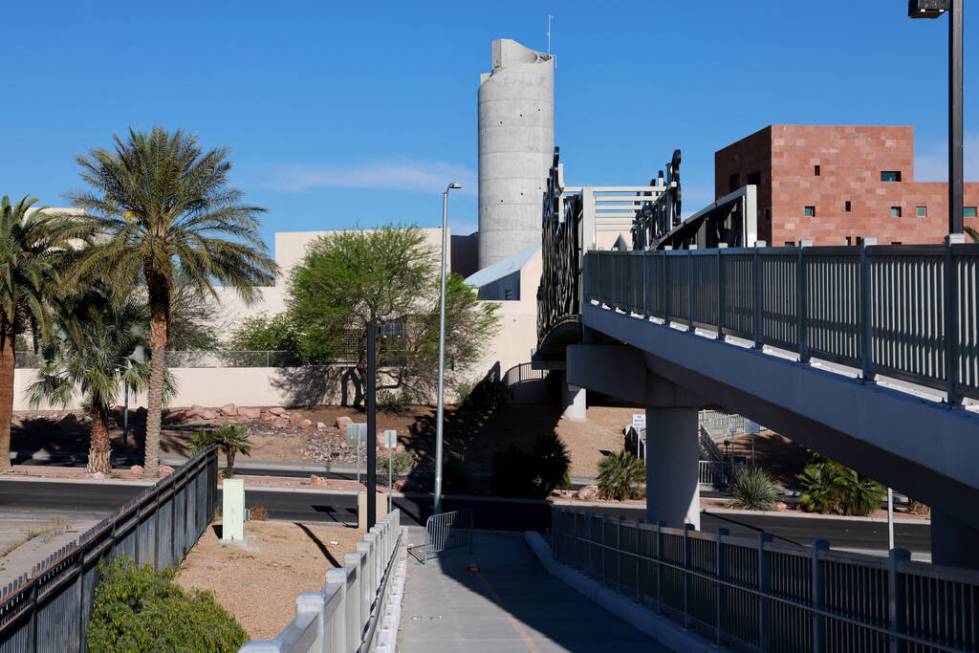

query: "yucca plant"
(730, 467), (779, 511)
(597, 450), (645, 501)
(71, 128), (277, 476)
(192, 424), (252, 478)
(0, 196), (92, 472)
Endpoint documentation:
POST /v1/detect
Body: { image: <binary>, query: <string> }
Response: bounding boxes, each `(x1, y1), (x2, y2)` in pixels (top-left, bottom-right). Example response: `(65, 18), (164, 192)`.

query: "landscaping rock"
(220, 403), (238, 417)
(199, 409), (219, 420)
(575, 485), (599, 501)
(289, 413), (303, 428)
(336, 416), (353, 431)
(316, 421), (328, 430)
(239, 406), (261, 419)
(272, 417), (289, 430)
(130, 465), (144, 476)
(301, 419), (313, 429)
(269, 407), (287, 416)
(90, 472), (106, 480)
(308, 474), (328, 487)
(159, 465), (174, 477)
(185, 405), (206, 419)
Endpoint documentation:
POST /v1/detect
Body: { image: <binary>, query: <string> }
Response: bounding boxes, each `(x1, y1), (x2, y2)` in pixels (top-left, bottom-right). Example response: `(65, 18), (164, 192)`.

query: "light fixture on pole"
(434, 182), (462, 516)
(908, 0), (964, 235)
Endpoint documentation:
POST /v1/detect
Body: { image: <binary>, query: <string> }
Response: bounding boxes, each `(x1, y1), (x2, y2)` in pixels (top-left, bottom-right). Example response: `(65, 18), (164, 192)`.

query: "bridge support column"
(931, 509), (979, 570)
(562, 383), (586, 420)
(645, 406), (700, 530)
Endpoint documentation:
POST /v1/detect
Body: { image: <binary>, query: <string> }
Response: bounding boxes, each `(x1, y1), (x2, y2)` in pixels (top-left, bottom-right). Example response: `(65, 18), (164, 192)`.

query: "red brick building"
(715, 125), (979, 245)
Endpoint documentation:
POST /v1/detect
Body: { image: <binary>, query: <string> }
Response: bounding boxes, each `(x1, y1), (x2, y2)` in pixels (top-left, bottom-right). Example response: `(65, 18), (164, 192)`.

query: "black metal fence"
(551, 508), (979, 653)
(0, 447), (219, 652)
(585, 242), (979, 404)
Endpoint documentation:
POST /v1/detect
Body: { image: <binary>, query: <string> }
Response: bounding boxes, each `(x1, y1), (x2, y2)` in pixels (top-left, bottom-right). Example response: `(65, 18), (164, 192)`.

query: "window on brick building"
(785, 241), (796, 246)
(804, 206), (816, 217)
(845, 200), (852, 212)
(916, 206), (927, 218)
(728, 173), (740, 193)
(814, 165), (821, 177)
(890, 206), (902, 218)
(881, 171), (902, 182)
(965, 206), (978, 218)
(747, 171), (761, 187)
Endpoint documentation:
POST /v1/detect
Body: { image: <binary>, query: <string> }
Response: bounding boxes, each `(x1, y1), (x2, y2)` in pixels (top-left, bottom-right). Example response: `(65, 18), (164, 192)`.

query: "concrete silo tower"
(477, 39), (554, 269)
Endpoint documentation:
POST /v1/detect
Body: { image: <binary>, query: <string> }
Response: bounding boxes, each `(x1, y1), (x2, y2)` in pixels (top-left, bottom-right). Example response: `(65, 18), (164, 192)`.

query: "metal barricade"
(408, 509), (473, 563)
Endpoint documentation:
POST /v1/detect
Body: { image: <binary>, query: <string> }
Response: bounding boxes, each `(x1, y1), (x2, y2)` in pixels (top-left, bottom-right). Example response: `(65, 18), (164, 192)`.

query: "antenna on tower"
(546, 15), (553, 55)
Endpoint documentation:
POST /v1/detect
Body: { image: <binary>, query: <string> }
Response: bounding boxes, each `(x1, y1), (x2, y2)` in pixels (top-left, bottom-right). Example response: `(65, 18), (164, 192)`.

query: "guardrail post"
(888, 548), (911, 653)
(297, 592), (325, 652)
(326, 568), (348, 653)
(811, 539), (829, 653)
(798, 244), (810, 364)
(664, 247), (672, 324)
(344, 552), (364, 647)
(944, 234), (964, 406)
(601, 513), (609, 586)
(683, 523), (693, 629)
(688, 247), (695, 330)
(656, 521), (665, 614)
(757, 532), (773, 652)
(753, 242), (765, 349)
(717, 245), (726, 340)
(635, 518), (644, 601)
(715, 527), (729, 645)
(617, 515), (624, 594)
(860, 238), (877, 383)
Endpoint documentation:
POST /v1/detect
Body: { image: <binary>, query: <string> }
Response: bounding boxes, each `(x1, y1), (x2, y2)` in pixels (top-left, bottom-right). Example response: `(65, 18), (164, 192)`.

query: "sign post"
(385, 429), (398, 513)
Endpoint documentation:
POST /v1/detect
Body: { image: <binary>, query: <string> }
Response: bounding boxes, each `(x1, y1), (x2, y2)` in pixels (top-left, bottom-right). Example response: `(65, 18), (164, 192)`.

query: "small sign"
(222, 478), (245, 542)
(384, 429), (398, 449)
(632, 413), (646, 430)
(346, 423), (367, 448)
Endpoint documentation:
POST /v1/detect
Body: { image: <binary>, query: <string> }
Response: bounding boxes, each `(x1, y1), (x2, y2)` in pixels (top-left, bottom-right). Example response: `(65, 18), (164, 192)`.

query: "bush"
(377, 391), (409, 414)
(597, 450), (646, 501)
(490, 433), (571, 499)
(87, 556), (246, 653)
(731, 468), (779, 511)
(798, 456), (886, 516)
(225, 312), (301, 354)
(389, 450), (416, 479)
(192, 425), (252, 478)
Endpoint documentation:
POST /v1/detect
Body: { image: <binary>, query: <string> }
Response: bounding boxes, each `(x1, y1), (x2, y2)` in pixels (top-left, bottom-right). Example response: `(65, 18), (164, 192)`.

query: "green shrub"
(225, 312), (301, 354)
(490, 433), (571, 499)
(798, 456), (885, 516)
(378, 391), (409, 414)
(87, 556), (246, 653)
(192, 425), (252, 478)
(731, 467), (779, 511)
(388, 450), (416, 479)
(597, 450), (645, 501)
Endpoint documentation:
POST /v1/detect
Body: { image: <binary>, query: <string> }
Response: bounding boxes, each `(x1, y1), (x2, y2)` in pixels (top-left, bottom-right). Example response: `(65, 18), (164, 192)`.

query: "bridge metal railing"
(585, 242), (979, 404)
(0, 446), (218, 652)
(551, 507), (979, 653)
(240, 509), (402, 653)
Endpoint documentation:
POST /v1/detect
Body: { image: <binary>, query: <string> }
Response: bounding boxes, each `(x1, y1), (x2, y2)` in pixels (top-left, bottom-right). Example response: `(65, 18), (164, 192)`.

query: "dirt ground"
(175, 520), (363, 640)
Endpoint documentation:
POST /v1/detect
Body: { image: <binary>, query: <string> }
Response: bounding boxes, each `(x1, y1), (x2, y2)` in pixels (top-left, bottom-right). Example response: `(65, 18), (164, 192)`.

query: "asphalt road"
(0, 480), (931, 554)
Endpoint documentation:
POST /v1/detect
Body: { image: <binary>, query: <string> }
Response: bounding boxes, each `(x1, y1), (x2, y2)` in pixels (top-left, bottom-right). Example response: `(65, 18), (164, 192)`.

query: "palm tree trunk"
(0, 330), (14, 474)
(144, 271), (170, 477)
(226, 449), (236, 478)
(87, 403), (111, 475)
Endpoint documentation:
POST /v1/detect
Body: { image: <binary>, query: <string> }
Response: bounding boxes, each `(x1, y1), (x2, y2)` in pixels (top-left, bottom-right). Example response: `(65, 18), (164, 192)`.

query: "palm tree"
(70, 128), (276, 476)
(0, 196), (90, 473)
(28, 290), (152, 474)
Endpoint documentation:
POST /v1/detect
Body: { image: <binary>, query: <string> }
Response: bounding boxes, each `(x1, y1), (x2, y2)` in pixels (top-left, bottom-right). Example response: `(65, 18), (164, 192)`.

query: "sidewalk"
(397, 529), (663, 653)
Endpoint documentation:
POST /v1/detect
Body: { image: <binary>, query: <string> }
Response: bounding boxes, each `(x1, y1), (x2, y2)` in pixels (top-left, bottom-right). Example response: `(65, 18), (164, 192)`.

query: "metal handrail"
(584, 243), (979, 404)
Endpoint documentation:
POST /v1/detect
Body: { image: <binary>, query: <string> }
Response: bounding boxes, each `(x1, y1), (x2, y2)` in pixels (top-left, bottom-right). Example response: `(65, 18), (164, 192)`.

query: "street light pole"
(434, 182), (461, 516)
(949, 0), (964, 235)
(909, 0), (965, 235)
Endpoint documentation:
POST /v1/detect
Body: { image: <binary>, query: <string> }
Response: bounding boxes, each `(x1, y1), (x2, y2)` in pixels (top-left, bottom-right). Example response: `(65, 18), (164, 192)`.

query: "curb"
(705, 506), (931, 525)
(524, 531), (723, 653)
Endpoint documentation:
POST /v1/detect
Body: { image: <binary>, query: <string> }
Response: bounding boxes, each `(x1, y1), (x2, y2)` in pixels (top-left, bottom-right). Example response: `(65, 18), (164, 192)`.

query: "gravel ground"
(175, 520), (364, 640)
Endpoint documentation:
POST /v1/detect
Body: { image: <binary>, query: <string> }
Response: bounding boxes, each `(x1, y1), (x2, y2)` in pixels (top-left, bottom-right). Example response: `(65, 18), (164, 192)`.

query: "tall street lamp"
(434, 182), (462, 516)
(909, 0), (965, 235)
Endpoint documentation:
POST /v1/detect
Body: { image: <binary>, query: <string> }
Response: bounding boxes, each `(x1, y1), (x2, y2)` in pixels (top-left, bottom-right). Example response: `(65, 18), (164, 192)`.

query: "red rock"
(269, 407), (287, 416)
(301, 419), (313, 429)
(308, 474), (328, 486)
(159, 465), (175, 476)
(220, 403), (238, 417)
(130, 465), (144, 476)
(289, 413), (303, 428)
(185, 405), (206, 419)
(574, 485), (599, 501)
(239, 406), (261, 419)
(336, 416), (353, 430)
(272, 417), (289, 429)
(199, 409), (219, 420)
(316, 421), (328, 430)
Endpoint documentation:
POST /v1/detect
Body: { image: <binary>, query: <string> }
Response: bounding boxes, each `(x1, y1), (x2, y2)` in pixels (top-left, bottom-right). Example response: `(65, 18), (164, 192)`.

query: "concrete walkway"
(397, 530), (664, 653)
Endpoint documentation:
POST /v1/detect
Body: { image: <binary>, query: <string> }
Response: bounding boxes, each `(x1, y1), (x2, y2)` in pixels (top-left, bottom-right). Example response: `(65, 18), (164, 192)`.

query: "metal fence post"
(860, 238), (877, 383)
(688, 247), (695, 330)
(664, 249), (672, 324)
(717, 246), (726, 340)
(798, 244), (810, 364)
(758, 532), (773, 652)
(683, 523), (693, 629)
(635, 518), (644, 601)
(944, 235), (963, 406)
(811, 539), (829, 653)
(888, 548), (911, 653)
(753, 243), (765, 349)
(601, 513), (609, 586)
(715, 528), (729, 645)
(656, 521), (665, 614)
(617, 515), (624, 594)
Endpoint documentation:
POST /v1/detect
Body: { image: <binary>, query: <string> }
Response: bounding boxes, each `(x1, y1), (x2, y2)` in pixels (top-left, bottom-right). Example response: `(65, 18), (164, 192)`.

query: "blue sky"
(2, 1), (976, 249)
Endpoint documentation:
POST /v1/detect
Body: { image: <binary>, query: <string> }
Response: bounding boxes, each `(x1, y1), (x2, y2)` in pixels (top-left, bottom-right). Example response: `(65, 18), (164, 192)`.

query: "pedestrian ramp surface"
(397, 529), (664, 653)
